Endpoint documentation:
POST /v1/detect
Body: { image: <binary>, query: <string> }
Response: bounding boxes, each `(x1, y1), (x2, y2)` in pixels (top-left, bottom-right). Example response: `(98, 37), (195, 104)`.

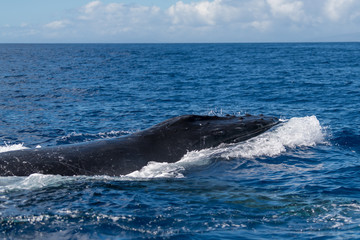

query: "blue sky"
(1, 0), (360, 43)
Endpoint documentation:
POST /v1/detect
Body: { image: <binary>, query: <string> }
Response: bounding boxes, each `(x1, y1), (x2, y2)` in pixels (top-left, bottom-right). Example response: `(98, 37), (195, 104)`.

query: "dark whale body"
(0, 115), (279, 176)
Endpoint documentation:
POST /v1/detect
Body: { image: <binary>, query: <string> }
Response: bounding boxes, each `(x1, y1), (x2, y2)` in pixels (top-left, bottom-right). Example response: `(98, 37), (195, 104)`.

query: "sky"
(1, 0), (360, 43)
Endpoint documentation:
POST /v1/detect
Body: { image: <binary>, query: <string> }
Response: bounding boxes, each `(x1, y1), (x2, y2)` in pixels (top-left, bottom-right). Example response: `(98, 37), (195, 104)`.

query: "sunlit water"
(1, 43), (360, 239)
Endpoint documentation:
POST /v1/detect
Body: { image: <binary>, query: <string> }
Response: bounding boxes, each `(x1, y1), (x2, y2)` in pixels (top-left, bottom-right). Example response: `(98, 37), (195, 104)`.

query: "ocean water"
(0, 43), (359, 239)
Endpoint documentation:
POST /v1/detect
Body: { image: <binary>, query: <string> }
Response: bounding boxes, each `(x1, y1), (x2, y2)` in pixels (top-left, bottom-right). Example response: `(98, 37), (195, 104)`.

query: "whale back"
(0, 114), (279, 176)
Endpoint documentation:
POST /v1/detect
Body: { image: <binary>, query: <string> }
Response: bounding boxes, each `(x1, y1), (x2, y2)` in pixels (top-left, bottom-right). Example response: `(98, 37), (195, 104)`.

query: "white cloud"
(167, 0), (272, 28)
(267, 0), (305, 22)
(2, 0), (360, 43)
(44, 20), (71, 29)
(77, 1), (161, 35)
(168, 0), (225, 26)
(81, 1), (102, 16)
(324, 0), (360, 22)
(248, 20), (272, 31)
(20, 23), (29, 28)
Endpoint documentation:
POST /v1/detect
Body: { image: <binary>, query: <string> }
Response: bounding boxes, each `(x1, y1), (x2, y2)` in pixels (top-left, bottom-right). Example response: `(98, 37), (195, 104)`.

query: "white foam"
(0, 173), (67, 192)
(127, 116), (325, 179)
(126, 161), (186, 178)
(0, 142), (28, 153)
(219, 115), (325, 159)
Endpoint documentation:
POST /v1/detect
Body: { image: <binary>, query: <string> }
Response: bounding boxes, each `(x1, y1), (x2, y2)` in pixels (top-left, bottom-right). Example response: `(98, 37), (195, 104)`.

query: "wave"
(332, 129), (360, 153)
(127, 116), (326, 178)
(0, 173), (66, 193)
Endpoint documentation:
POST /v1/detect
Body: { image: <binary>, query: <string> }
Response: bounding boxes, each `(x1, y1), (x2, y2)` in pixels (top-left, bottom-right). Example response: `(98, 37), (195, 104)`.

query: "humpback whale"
(0, 114), (278, 176)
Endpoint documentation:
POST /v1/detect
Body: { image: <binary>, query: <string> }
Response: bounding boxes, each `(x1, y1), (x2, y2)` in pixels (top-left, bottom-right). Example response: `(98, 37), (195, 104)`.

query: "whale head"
(145, 114), (279, 152)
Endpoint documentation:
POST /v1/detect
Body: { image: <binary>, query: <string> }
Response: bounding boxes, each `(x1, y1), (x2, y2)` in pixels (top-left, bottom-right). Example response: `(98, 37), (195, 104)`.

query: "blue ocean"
(0, 43), (359, 239)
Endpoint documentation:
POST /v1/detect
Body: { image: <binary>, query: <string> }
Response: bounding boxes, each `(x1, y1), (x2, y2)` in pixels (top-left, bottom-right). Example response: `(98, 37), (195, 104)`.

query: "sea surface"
(0, 43), (359, 239)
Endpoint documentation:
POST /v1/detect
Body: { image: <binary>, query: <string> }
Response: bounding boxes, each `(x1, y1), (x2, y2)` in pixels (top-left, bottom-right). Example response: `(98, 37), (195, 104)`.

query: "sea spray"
(0, 142), (28, 153)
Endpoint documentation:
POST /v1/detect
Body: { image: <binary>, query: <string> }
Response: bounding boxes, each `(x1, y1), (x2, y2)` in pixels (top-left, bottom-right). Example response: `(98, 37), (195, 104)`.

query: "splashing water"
(0, 143), (28, 153)
(127, 116), (325, 178)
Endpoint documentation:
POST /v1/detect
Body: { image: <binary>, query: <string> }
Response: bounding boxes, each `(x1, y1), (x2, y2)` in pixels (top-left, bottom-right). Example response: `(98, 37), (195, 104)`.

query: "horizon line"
(0, 41), (359, 45)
